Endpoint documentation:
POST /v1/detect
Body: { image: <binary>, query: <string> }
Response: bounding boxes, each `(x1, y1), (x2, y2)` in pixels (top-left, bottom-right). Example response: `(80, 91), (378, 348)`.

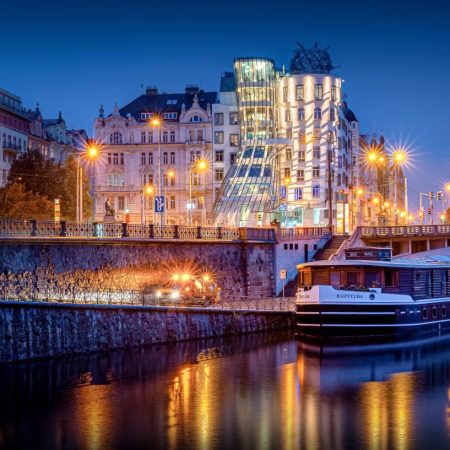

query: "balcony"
(2, 143), (22, 153)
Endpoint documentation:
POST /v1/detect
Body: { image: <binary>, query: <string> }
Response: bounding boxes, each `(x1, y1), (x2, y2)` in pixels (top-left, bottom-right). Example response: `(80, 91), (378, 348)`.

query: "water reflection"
(1, 332), (450, 449)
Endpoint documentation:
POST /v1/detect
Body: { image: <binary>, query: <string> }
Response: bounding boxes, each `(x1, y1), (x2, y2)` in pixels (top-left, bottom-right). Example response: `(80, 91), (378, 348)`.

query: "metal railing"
(279, 226), (332, 240)
(360, 225), (450, 239)
(0, 283), (295, 312)
(0, 219), (262, 242)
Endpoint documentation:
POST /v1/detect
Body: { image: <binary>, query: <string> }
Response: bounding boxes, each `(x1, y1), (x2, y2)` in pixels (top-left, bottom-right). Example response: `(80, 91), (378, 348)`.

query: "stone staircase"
(313, 235), (348, 260)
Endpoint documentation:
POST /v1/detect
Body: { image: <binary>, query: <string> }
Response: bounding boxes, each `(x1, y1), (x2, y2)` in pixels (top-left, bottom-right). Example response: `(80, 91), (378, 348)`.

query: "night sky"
(2, 0), (450, 209)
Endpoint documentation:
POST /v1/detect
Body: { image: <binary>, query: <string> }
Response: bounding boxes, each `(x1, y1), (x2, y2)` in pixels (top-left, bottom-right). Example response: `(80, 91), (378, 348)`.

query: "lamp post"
(76, 143), (99, 222)
(150, 117), (163, 226)
(188, 159), (208, 226)
(392, 149), (407, 226)
(141, 184), (154, 225)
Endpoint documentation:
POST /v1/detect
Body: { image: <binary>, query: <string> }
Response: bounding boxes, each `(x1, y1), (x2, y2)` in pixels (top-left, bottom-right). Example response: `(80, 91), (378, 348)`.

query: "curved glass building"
(214, 58), (283, 227)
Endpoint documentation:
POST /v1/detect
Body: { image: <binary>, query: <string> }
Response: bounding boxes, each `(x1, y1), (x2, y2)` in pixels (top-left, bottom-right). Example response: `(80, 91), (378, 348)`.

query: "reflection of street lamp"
(188, 159), (208, 225)
(76, 142), (100, 222)
(150, 117), (163, 225)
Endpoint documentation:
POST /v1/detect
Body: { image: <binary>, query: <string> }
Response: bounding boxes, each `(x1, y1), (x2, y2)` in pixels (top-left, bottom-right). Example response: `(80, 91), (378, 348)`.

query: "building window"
(163, 112), (177, 119)
(110, 132), (122, 144)
(148, 152), (153, 165)
(284, 167), (291, 179)
(229, 112), (239, 125)
(280, 186), (286, 199)
(163, 152), (168, 164)
(215, 168), (224, 182)
(313, 166), (320, 178)
(230, 153), (237, 164)
(148, 132), (153, 143)
(314, 107), (322, 120)
(285, 109), (291, 122)
(190, 150), (201, 162)
(286, 148), (292, 160)
(141, 131), (146, 143)
(229, 134), (239, 146)
(299, 131), (306, 145)
(294, 188), (303, 200)
(215, 150), (224, 162)
(314, 127), (321, 140)
(198, 196), (205, 210)
(283, 86), (288, 102)
(313, 147), (320, 159)
(331, 85), (337, 102)
(214, 131), (224, 144)
(169, 195), (176, 210)
(214, 113), (224, 126)
(297, 169), (304, 182)
(330, 108), (336, 121)
(190, 115), (202, 123)
(140, 112), (154, 120)
(298, 150), (306, 162)
(118, 196), (125, 210)
(170, 131), (175, 143)
(314, 84), (323, 100)
(162, 131), (168, 143)
(170, 152), (176, 164)
(298, 107), (305, 121)
(197, 130), (204, 141)
(141, 152), (146, 165)
(191, 172), (200, 186)
(296, 84), (304, 101)
(312, 185), (320, 197)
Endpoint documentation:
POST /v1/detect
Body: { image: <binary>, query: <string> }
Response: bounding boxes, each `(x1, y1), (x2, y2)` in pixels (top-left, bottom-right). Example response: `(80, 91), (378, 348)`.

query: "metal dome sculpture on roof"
(289, 42), (335, 74)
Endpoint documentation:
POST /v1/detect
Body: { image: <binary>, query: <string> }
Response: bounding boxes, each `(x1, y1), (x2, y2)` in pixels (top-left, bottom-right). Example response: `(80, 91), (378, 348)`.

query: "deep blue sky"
(2, 0), (450, 209)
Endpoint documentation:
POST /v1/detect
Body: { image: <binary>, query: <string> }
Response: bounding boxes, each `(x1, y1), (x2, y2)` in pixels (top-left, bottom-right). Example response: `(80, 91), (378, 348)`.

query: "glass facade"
(214, 58), (280, 226)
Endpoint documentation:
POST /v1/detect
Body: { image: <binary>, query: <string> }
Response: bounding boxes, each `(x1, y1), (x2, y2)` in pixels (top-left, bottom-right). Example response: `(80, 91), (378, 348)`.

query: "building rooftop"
(220, 72), (236, 93)
(119, 86), (217, 122)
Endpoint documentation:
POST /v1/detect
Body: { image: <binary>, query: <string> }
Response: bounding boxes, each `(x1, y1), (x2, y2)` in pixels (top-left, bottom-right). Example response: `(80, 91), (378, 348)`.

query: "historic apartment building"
(93, 86), (216, 224)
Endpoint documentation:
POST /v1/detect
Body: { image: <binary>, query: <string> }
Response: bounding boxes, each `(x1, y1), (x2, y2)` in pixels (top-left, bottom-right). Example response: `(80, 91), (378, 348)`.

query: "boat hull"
(296, 294), (450, 337)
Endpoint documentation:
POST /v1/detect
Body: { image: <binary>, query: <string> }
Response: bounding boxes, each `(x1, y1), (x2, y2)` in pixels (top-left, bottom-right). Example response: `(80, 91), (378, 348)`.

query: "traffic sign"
(155, 196), (165, 213)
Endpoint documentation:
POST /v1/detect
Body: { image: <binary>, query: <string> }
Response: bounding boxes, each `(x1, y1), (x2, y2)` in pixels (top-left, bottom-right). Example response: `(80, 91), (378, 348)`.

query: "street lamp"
(76, 142), (100, 222)
(391, 148), (408, 225)
(150, 117), (163, 225)
(188, 158), (208, 225)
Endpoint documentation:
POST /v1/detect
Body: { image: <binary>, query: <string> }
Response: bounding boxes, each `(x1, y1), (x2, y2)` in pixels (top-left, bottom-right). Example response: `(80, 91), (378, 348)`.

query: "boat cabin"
(298, 248), (450, 300)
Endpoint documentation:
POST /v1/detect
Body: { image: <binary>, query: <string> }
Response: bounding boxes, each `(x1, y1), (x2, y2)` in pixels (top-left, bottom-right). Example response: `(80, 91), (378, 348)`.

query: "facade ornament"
(192, 94), (199, 108)
(112, 102), (120, 116)
(99, 104), (104, 118)
(289, 42), (335, 74)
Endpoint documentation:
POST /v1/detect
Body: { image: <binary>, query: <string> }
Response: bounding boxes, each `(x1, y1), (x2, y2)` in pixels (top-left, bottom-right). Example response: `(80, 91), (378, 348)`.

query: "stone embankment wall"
(0, 302), (296, 362)
(0, 239), (275, 299)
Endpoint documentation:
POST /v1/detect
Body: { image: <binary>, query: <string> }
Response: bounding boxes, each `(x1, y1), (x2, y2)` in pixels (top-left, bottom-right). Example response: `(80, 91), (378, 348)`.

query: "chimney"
(146, 86), (158, 96)
(185, 84), (200, 95)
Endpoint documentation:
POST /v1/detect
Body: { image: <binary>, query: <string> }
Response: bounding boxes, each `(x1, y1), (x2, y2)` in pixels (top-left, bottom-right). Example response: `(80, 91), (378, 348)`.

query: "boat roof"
(298, 259), (450, 270)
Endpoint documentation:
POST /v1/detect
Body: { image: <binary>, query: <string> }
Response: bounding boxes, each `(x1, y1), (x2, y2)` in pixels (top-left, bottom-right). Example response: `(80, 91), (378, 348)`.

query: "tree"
(7, 150), (93, 221)
(0, 182), (53, 220)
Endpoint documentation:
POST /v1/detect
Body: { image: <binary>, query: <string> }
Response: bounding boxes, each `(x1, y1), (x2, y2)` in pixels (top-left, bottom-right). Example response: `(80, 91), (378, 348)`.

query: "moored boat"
(295, 247), (450, 336)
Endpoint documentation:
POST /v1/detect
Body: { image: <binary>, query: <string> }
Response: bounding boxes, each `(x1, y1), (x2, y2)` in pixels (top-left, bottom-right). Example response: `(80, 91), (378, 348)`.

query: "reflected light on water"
(280, 363), (299, 450)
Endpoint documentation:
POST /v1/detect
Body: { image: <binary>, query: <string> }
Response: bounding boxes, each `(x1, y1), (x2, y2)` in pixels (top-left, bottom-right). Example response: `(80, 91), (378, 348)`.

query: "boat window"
(384, 269), (399, 287)
(330, 271), (340, 288)
(365, 271), (379, 288)
(346, 272), (359, 287)
(442, 305), (447, 317)
(422, 308), (427, 320)
(432, 306), (437, 319)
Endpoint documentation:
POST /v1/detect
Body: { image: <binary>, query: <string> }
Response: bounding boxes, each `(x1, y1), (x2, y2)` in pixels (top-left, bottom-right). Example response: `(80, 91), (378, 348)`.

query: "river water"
(1, 332), (450, 450)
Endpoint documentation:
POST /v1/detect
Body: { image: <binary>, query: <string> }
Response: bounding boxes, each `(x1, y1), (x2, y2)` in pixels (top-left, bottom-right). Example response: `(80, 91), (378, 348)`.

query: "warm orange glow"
(384, 201), (390, 208)
(172, 273), (180, 282)
(400, 211), (406, 218)
(356, 188), (364, 196)
(167, 170), (175, 178)
(367, 151), (378, 163)
(202, 274), (210, 282)
(378, 156), (385, 163)
(284, 177), (291, 185)
(181, 273), (190, 282)
(392, 149), (407, 164)
(86, 145), (99, 159)
(150, 117), (161, 127)
(145, 185), (154, 195)
(445, 183), (450, 192)
(196, 159), (208, 171)
(372, 197), (380, 205)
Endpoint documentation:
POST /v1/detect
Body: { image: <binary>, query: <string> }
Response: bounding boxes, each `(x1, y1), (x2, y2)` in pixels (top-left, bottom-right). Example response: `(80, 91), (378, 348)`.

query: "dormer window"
(163, 112), (177, 119)
(190, 115), (202, 123)
(166, 99), (177, 105)
(140, 112), (154, 120)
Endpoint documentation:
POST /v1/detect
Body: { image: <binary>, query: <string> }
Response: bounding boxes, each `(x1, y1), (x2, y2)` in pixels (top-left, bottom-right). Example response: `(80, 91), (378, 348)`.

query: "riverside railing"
(360, 224), (450, 239)
(0, 283), (295, 312)
(0, 219), (275, 242)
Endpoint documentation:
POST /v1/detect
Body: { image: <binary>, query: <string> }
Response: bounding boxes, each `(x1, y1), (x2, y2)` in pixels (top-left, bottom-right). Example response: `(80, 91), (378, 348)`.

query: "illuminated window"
(164, 112), (177, 119)
(214, 113), (224, 126)
(314, 84), (323, 100)
(215, 168), (224, 181)
(331, 85), (337, 102)
(214, 131), (224, 144)
(297, 169), (304, 182)
(229, 134), (239, 146)
(296, 84), (304, 101)
(229, 112), (239, 125)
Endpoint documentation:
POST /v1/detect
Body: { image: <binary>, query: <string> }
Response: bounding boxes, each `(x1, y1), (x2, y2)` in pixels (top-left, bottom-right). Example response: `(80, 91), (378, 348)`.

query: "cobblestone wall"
(0, 239), (275, 299)
(0, 302), (295, 362)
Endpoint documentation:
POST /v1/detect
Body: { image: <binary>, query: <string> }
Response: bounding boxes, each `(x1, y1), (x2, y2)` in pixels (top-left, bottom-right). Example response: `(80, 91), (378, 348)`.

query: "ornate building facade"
(93, 86), (216, 224)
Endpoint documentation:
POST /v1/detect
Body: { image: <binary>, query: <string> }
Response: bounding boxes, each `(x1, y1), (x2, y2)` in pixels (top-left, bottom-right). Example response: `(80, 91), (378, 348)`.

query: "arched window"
(190, 115), (202, 123)
(110, 131), (122, 144)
